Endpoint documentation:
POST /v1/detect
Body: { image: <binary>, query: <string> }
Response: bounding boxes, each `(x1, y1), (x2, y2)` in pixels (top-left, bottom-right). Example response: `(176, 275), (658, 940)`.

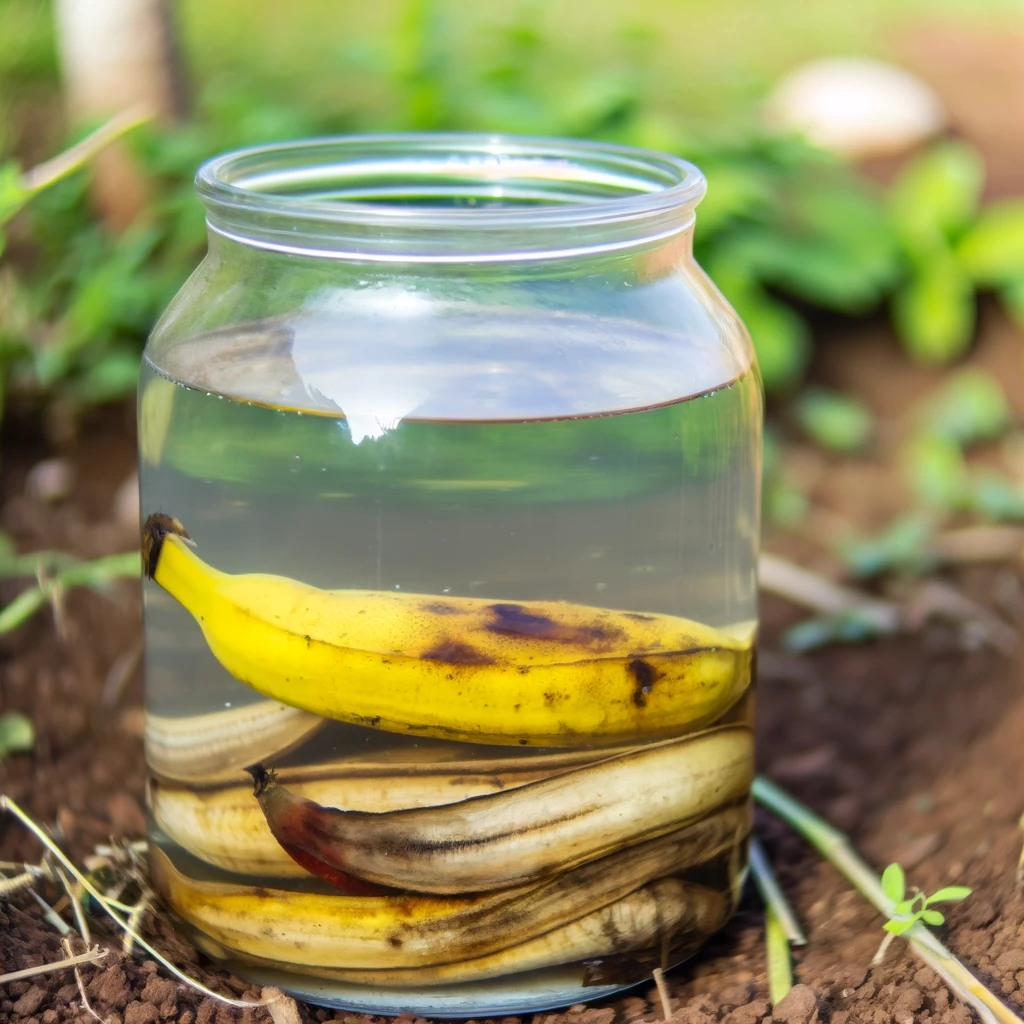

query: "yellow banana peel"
(141, 514), (753, 746)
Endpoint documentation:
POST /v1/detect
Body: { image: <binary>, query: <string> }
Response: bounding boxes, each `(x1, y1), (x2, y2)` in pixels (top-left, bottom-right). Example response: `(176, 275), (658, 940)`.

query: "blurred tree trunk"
(54, 0), (187, 231)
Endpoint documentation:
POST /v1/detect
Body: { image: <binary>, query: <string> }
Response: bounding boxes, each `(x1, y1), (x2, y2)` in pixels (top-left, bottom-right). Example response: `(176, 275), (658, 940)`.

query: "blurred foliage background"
(2, 0), (1024, 566)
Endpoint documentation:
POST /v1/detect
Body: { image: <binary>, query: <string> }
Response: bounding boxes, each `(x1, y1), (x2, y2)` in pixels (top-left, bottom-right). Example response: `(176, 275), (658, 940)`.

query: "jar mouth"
(196, 134), (705, 263)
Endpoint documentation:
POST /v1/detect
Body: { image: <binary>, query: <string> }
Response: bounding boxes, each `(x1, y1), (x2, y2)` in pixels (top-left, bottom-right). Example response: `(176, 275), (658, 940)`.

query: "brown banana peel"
(150, 747), (629, 878)
(149, 803), (749, 970)
(247, 726), (753, 893)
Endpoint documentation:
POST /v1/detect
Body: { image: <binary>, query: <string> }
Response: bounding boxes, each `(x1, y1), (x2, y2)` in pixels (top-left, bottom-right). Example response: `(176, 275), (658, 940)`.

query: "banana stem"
(752, 777), (1023, 1024)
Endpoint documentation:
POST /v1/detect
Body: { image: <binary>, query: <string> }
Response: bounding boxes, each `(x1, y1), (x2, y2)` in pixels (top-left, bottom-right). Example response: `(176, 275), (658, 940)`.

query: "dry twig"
(0, 795), (271, 1010)
(261, 987), (303, 1024)
(760, 552), (899, 629)
(760, 551), (1019, 652)
(63, 937), (107, 1023)
(651, 966), (673, 1020)
(0, 946), (107, 985)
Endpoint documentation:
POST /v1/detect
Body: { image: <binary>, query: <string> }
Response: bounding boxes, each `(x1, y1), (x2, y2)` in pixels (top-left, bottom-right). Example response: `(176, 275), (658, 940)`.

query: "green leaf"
(0, 530), (16, 561)
(838, 514), (936, 578)
(782, 610), (891, 653)
(880, 865), (906, 903)
(0, 160), (29, 226)
(956, 199), (1024, 285)
(893, 898), (918, 915)
(998, 277), (1024, 330)
(889, 141), (984, 247)
(927, 886), (972, 904)
(717, 228), (887, 313)
(72, 348), (142, 404)
(892, 251), (976, 364)
(916, 368), (1012, 445)
(789, 176), (901, 293)
(0, 711), (35, 761)
(765, 479), (810, 531)
(967, 472), (1024, 521)
(902, 434), (969, 511)
(920, 909), (946, 927)
(696, 161), (773, 236)
(793, 388), (874, 454)
(883, 918), (915, 936)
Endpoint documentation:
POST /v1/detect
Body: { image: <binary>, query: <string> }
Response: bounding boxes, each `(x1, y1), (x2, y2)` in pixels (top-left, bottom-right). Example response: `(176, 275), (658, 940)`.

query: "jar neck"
(196, 134), (705, 265)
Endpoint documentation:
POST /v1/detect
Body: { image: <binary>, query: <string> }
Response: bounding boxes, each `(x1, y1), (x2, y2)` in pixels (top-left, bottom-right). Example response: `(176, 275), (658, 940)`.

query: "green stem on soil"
(0, 551), (139, 634)
(753, 776), (1024, 1024)
(749, 836), (807, 946)
(764, 902), (793, 1007)
(749, 836), (803, 1006)
(0, 795), (270, 1010)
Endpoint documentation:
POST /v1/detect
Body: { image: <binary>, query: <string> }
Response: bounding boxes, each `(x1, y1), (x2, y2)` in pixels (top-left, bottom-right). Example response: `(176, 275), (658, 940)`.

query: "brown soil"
(3, 19), (1024, 1024)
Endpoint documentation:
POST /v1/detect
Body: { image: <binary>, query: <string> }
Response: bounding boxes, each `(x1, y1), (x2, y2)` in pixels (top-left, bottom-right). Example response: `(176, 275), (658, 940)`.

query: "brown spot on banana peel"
(485, 603), (628, 651)
(249, 726), (753, 894)
(628, 659), (659, 708)
(148, 810), (744, 971)
(420, 640), (496, 666)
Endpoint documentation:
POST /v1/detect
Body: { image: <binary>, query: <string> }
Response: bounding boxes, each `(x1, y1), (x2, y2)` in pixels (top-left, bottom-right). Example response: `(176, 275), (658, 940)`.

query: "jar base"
(220, 957), (667, 1018)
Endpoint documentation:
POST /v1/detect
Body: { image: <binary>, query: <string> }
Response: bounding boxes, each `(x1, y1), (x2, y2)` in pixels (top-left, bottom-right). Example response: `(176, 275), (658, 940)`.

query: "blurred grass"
(1, 0), (1023, 428)
(7, 0), (1024, 149)
(177, 0), (1024, 124)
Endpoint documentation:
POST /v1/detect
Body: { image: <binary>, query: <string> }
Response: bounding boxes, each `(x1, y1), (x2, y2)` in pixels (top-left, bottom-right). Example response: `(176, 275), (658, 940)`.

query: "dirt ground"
(3, 19), (1024, 1024)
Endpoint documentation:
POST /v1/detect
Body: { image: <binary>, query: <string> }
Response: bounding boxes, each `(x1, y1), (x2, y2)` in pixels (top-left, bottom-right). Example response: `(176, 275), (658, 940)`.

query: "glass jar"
(139, 134), (761, 1017)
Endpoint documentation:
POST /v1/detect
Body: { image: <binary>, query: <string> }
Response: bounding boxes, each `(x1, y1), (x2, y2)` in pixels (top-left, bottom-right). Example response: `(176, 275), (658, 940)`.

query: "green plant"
(880, 862), (973, 933)
(0, 712), (34, 762)
(0, 548), (139, 635)
(877, 862), (972, 960)
(792, 388), (874, 454)
(888, 142), (1024, 363)
(753, 778), (1018, 1024)
(0, 112), (156, 422)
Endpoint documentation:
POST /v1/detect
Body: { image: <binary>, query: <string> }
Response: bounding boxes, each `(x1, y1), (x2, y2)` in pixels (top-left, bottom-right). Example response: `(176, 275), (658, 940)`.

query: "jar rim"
(195, 133), (706, 263)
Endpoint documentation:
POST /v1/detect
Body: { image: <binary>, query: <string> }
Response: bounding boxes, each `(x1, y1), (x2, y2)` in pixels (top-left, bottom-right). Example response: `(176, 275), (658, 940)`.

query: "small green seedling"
(0, 712), (34, 764)
(874, 862), (972, 964)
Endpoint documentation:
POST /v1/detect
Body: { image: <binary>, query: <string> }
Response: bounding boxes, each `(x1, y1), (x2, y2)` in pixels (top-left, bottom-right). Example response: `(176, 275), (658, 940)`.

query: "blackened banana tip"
(141, 513), (190, 580)
(246, 762), (275, 795)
